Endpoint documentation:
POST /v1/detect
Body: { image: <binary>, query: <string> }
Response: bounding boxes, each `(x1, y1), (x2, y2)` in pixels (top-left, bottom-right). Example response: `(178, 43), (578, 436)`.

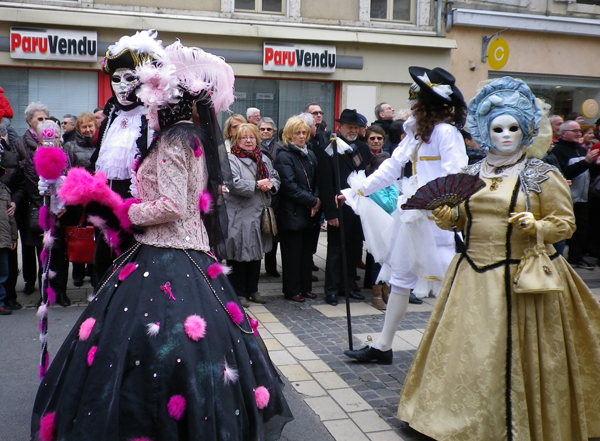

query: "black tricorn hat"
(335, 109), (364, 126)
(409, 66), (465, 109)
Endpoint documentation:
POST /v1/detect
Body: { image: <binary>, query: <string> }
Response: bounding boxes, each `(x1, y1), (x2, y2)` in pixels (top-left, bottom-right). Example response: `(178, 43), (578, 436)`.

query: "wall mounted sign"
(487, 38), (509, 70)
(582, 99), (599, 119)
(263, 42), (336, 74)
(10, 27), (98, 62)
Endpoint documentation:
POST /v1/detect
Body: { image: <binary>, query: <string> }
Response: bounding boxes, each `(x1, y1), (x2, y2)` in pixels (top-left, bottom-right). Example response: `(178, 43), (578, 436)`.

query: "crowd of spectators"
(1, 86), (599, 315)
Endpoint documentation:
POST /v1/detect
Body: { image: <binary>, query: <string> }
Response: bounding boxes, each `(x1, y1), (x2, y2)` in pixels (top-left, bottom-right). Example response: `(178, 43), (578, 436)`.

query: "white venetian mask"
(489, 114), (522, 155)
(111, 68), (139, 106)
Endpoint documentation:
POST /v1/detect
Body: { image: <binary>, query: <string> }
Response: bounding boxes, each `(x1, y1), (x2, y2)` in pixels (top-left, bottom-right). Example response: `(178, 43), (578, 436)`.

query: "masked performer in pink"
(399, 77), (600, 440)
(31, 40), (292, 441)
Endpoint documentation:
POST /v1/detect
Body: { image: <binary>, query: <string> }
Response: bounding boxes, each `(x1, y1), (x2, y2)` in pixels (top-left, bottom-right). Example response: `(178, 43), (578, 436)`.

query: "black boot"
(57, 292), (71, 307)
(344, 345), (393, 365)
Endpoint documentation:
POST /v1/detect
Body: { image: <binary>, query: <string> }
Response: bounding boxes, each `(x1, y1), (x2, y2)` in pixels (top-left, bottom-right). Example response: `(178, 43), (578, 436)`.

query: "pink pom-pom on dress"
(184, 315), (207, 341)
(87, 346), (97, 366)
(39, 411), (56, 441)
(167, 395), (187, 420)
(118, 262), (138, 281)
(255, 386), (270, 409)
(207, 262), (231, 279)
(226, 302), (244, 324)
(79, 318), (96, 341)
(198, 189), (212, 214)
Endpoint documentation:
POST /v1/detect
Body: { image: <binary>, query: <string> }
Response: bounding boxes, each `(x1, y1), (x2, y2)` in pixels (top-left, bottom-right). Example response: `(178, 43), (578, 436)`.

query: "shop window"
(235, 0), (284, 13)
(370, 0), (415, 22)
(577, 0), (600, 4)
(218, 78), (336, 139)
(0, 67), (98, 135)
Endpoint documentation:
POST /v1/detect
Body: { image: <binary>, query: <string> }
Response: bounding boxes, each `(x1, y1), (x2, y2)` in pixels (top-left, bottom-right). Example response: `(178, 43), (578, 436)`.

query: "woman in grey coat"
(225, 123), (280, 307)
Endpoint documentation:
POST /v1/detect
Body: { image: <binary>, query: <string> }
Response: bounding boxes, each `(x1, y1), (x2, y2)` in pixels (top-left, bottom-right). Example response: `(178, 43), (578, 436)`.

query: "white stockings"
(372, 286), (409, 352)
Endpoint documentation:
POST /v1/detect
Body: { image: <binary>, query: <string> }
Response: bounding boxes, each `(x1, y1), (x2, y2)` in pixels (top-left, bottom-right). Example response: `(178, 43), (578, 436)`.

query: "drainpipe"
(436, 0), (443, 36)
(445, 1), (454, 33)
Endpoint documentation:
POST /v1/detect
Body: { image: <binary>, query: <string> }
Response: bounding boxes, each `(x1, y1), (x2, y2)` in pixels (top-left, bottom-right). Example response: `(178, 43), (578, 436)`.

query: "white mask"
(111, 68), (139, 106)
(489, 114), (522, 155)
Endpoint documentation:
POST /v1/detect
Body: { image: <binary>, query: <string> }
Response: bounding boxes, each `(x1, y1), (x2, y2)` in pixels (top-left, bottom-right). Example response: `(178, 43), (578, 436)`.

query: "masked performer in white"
(398, 76), (600, 440)
(31, 40), (292, 441)
(344, 67), (468, 364)
(91, 30), (163, 284)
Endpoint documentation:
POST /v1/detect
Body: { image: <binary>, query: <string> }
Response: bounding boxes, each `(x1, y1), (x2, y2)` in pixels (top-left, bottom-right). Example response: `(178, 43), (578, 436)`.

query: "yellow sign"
(582, 99), (599, 119)
(487, 38), (509, 70)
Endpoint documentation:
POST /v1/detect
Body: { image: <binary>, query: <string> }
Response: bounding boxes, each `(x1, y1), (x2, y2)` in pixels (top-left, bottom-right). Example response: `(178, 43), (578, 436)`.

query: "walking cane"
(330, 135), (354, 350)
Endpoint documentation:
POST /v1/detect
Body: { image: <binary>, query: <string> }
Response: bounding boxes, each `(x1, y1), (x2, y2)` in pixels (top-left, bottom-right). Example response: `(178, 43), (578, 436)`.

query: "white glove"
(38, 177), (54, 196)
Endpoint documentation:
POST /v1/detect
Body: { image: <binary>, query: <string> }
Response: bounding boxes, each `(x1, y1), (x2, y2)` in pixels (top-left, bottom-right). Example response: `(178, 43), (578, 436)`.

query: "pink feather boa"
(115, 198), (140, 233)
(58, 168), (123, 209)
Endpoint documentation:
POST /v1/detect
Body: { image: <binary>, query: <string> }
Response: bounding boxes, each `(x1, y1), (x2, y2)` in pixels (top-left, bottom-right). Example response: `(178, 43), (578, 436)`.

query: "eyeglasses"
(369, 136), (384, 141)
(61, 122), (70, 125)
(240, 136), (255, 141)
(311, 111), (324, 115)
(260, 128), (273, 132)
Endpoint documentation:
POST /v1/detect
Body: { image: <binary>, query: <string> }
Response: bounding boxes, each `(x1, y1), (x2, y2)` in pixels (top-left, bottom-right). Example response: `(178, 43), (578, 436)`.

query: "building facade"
(0, 0), (455, 133)
(445, 0), (600, 121)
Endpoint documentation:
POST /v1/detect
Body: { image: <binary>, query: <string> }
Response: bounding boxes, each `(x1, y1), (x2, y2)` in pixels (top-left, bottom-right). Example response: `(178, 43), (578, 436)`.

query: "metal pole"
(330, 136), (353, 350)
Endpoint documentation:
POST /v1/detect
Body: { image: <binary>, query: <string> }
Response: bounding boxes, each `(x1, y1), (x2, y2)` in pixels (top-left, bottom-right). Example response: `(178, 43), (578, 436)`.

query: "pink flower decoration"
(198, 189), (213, 214)
(39, 411), (56, 441)
(46, 286), (56, 305)
(227, 302), (244, 324)
(160, 281), (176, 301)
(207, 262), (231, 279)
(118, 263), (138, 281)
(87, 346), (97, 366)
(167, 395), (187, 420)
(79, 318), (96, 341)
(34, 146), (68, 180)
(247, 315), (259, 336)
(255, 386), (270, 409)
(194, 138), (203, 157)
(184, 315), (207, 341)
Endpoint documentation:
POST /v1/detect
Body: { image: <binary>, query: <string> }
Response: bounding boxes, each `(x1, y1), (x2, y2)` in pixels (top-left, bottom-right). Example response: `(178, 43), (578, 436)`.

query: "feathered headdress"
(135, 40), (235, 130)
(101, 30), (164, 76)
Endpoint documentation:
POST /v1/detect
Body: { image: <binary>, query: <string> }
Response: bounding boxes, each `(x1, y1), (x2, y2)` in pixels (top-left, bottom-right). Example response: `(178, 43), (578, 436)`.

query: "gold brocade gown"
(398, 160), (600, 441)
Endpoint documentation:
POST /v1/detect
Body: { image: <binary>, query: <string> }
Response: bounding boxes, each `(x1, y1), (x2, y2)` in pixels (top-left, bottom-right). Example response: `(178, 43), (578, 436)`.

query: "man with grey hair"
(373, 102), (394, 134)
(12, 101), (51, 295)
(553, 120), (600, 269)
(61, 114), (77, 144)
(246, 107), (261, 126)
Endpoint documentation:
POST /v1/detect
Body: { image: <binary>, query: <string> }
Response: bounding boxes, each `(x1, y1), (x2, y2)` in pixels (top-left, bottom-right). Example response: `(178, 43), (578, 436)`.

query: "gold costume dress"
(398, 158), (600, 441)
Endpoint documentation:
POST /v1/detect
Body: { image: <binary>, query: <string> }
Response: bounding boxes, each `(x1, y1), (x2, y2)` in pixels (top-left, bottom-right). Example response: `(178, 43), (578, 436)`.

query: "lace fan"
(401, 173), (486, 211)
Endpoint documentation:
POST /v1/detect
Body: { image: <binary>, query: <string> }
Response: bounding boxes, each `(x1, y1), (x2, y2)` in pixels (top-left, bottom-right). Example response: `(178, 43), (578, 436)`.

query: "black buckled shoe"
(409, 292), (423, 304)
(325, 294), (338, 306)
(347, 290), (365, 300)
(344, 345), (393, 365)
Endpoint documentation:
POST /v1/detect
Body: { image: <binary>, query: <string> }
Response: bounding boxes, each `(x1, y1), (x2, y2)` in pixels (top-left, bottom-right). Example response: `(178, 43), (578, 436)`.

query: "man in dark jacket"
(315, 109), (369, 305)
(0, 126), (25, 309)
(372, 102), (394, 134)
(552, 120), (600, 269)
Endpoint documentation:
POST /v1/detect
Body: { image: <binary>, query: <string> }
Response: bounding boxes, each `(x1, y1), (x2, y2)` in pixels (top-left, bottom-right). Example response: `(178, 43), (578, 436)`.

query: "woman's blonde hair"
(232, 123), (260, 147)
(76, 111), (97, 132)
(223, 114), (247, 140)
(281, 116), (311, 146)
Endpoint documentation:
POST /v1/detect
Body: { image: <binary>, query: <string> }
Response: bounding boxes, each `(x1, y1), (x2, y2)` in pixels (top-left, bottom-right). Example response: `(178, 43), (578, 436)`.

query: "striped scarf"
(230, 145), (269, 180)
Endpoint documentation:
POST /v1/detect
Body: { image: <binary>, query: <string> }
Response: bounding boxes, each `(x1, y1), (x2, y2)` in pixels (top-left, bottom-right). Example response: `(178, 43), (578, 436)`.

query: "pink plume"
(34, 147), (68, 180)
(222, 359), (239, 385)
(255, 386), (270, 409)
(198, 189), (213, 214)
(118, 262), (138, 281)
(247, 315), (260, 336)
(87, 346), (97, 366)
(40, 247), (48, 265)
(47, 286), (56, 305)
(227, 302), (244, 324)
(58, 168), (123, 209)
(194, 138), (203, 157)
(167, 395), (187, 420)
(39, 205), (54, 231)
(146, 322), (160, 336)
(115, 198), (140, 233)
(48, 270), (56, 279)
(43, 231), (55, 248)
(78, 317), (96, 341)
(103, 228), (121, 252)
(39, 411), (56, 441)
(86, 215), (107, 229)
(207, 262), (231, 278)
(184, 315), (207, 341)
(36, 303), (48, 319)
(39, 351), (50, 379)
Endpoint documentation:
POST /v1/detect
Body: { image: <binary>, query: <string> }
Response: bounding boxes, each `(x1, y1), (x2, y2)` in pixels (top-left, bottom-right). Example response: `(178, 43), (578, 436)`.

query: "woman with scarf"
(226, 123), (280, 307)
(398, 77), (600, 440)
(31, 40), (292, 441)
(273, 117), (320, 302)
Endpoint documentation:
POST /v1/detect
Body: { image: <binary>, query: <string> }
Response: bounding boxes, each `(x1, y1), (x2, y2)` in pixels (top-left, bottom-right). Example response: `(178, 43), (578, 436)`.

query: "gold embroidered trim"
(419, 156), (441, 161)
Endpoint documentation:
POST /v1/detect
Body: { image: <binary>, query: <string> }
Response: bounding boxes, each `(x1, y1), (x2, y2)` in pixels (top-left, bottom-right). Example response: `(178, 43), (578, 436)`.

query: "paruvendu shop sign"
(10, 27), (98, 62)
(263, 42), (336, 74)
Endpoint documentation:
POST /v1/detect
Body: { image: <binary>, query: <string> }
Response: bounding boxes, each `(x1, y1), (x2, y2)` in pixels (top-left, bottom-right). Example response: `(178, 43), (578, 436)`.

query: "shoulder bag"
(65, 211), (96, 264)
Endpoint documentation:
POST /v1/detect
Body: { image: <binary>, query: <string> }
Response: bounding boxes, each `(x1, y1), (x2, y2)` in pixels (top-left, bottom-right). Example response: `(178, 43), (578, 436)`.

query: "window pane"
(235, 0), (255, 10)
(262, 0), (282, 12)
(371, 0), (387, 19)
(392, 0), (411, 21)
